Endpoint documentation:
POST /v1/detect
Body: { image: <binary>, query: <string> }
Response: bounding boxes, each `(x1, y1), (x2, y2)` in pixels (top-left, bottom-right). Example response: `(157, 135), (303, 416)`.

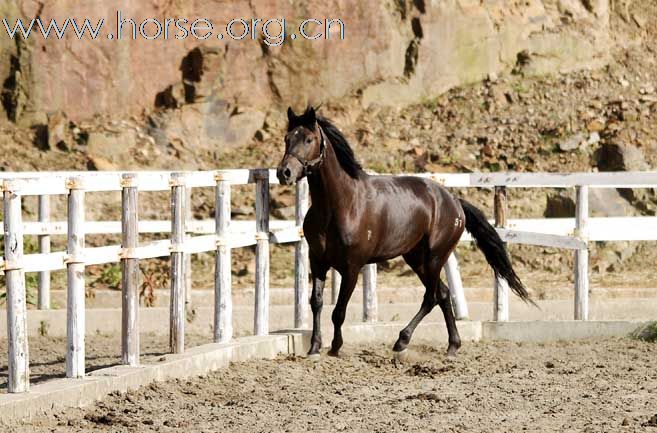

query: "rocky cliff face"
(2, 0), (611, 151)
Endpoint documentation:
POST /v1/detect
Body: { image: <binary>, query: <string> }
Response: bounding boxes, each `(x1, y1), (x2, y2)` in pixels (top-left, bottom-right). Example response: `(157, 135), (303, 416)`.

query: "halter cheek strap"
(287, 126), (326, 175)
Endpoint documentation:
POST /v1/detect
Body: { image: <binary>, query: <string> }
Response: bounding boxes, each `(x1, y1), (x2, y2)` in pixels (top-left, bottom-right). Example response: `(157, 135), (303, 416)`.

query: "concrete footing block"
(482, 320), (649, 342)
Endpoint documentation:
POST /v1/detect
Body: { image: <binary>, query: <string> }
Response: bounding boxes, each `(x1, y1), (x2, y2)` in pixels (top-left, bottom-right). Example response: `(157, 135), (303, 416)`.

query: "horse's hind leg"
(437, 278), (461, 358)
(393, 247), (441, 354)
(394, 246), (461, 358)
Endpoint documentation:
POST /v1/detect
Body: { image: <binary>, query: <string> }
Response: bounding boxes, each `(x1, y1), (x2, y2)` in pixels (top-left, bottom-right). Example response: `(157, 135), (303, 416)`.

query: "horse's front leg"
(328, 267), (360, 357)
(308, 258), (328, 357)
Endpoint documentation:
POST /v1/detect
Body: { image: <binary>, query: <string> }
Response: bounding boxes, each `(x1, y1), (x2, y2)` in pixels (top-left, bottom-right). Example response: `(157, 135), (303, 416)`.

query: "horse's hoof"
(307, 353), (321, 361)
(327, 349), (340, 358)
(392, 349), (409, 365)
(445, 352), (458, 362)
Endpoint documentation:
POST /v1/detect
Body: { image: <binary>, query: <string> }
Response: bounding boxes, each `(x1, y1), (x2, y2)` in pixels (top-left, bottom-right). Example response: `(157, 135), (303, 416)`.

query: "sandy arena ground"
(0, 334), (212, 391)
(2, 336), (656, 432)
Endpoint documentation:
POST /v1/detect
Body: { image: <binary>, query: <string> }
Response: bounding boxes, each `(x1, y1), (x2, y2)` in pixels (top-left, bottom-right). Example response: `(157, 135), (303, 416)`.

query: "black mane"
(316, 116), (363, 179)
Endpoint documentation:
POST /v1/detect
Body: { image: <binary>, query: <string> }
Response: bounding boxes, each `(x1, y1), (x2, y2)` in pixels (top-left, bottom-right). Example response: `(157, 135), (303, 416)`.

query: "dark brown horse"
(277, 107), (532, 359)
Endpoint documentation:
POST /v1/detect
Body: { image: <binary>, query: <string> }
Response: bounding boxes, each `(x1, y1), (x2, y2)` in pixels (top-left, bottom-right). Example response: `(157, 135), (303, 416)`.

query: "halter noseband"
(286, 126), (326, 175)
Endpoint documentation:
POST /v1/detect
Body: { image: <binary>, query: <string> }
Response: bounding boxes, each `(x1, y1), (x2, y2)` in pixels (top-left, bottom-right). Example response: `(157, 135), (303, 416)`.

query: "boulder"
(544, 193), (575, 218)
(594, 142), (656, 214)
(272, 206), (295, 220)
(545, 188), (637, 218)
(87, 155), (118, 171)
(589, 188), (639, 217)
(488, 83), (514, 107)
(594, 142), (649, 171)
(46, 111), (70, 150)
(148, 100), (265, 155)
(594, 241), (638, 273)
(86, 129), (138, 167)
(559, 133), (586, 152)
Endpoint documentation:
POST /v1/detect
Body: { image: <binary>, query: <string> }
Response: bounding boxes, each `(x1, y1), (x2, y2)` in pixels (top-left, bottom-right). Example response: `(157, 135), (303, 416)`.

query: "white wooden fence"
(2, 169), (657, 394)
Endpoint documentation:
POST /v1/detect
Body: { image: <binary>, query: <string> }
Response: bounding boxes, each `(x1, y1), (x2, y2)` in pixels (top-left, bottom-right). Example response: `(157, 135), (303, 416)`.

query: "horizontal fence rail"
(7, 216), (657, 274)
(4, 169), (657, 190)
(1, 169), (656, 394)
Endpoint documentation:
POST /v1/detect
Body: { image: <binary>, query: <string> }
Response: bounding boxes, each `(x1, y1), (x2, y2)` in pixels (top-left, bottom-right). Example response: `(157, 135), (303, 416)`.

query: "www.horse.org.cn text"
(1, 11), (346, 46)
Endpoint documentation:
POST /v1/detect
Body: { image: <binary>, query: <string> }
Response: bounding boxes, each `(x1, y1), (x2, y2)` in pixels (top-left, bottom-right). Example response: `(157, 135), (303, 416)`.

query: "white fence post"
(254, 170), (270, 336)
(574, 185), (589, 320)
(362, 264), (377, 322)
(445, 253), (469, 320)
(331, 269), (341, 305)
(37, 195), (51, 310)
(214, 175), (232, 343)
(493, 186), (510, 322)
(294, 178), (309, 328)
(121, 174), (140, 365)
(3, 184), (29, 393)
(170, 173), (186, 353)
(184, 187), (193, 316)
(65, 178), (85, 378)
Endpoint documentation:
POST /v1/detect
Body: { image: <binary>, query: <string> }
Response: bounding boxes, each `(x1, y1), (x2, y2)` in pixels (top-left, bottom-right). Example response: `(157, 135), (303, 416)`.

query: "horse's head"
(277, 106), (325, 185)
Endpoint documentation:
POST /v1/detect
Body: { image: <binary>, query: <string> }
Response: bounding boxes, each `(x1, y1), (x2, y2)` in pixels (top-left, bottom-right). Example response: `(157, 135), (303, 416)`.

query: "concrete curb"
(482, 320), (650, 342)
(0, 320), (651, 425)
(4, 299), (657, 338)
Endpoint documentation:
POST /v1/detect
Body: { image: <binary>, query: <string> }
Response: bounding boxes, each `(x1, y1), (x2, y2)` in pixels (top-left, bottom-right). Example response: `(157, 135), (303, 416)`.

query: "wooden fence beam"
(214, 178), (232, 343)
(362, 264), (377, 322)
(444, 253), (469, 320)
(494, 186), (510, 322)
(170, 173), (186, 353)
(3, 188), (29, 393)
(294, 178), (309, 328)
(121, 174), (140, 365)
(66, 180), (85, 378)
(184, 187), (193, 316)
(574, 185), (589, 320)
(37, 195), (51, 309)
(254, 170), (270, 336)
(331, 269), (341, 305)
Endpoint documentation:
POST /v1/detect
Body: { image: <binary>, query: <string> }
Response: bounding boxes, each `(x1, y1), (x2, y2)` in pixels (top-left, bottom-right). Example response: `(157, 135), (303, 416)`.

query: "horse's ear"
(307, 106), (316, 125)
(287, 107), (296, 122)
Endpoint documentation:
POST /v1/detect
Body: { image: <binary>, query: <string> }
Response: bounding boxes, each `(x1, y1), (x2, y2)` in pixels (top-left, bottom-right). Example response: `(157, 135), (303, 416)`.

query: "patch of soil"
(0, 333), (210, 391)
(9, 338), (657, 432)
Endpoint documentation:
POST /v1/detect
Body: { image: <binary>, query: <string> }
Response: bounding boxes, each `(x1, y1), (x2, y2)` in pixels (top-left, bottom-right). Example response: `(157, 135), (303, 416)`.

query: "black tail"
(459, 198), (535, 305)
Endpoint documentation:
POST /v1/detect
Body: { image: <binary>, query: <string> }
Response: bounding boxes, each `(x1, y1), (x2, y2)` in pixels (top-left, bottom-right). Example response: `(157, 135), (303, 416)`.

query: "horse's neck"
(308, 142), (359, 213)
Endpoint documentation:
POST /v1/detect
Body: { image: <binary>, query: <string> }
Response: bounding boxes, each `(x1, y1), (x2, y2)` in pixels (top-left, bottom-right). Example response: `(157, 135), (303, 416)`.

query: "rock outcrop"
(3, 0), (611, 124)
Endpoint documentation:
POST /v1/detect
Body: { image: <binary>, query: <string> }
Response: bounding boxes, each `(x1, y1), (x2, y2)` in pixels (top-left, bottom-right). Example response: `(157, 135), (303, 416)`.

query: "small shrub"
(96, 264), (122, 290)
(39, 320), (49, 336)
(0, 274), (37, 306)
(631, 322), (657, 343)
(0, 237), (39, 306)
(25, 273), (38, 305)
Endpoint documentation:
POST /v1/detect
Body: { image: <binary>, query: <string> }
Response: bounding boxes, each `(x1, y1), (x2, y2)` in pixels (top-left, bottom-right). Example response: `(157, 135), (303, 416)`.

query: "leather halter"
(286, 125), (326, 176)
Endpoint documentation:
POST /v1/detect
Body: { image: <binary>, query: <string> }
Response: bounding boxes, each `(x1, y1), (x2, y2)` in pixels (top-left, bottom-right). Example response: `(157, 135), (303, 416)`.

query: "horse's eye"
(305, 138), (313, 145)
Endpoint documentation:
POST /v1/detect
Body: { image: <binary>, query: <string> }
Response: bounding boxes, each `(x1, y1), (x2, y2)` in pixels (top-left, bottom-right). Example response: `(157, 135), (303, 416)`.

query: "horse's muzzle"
(276, 165), (294, 185)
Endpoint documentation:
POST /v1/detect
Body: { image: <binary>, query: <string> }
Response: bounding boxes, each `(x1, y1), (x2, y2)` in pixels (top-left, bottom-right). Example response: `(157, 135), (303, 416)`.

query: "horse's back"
(367, 175), (460, 217)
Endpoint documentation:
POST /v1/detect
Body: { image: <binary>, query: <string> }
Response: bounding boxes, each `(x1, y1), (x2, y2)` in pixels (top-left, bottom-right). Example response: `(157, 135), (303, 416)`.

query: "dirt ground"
(5, 337), (657, 433)
(0, 334), (211, 391)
